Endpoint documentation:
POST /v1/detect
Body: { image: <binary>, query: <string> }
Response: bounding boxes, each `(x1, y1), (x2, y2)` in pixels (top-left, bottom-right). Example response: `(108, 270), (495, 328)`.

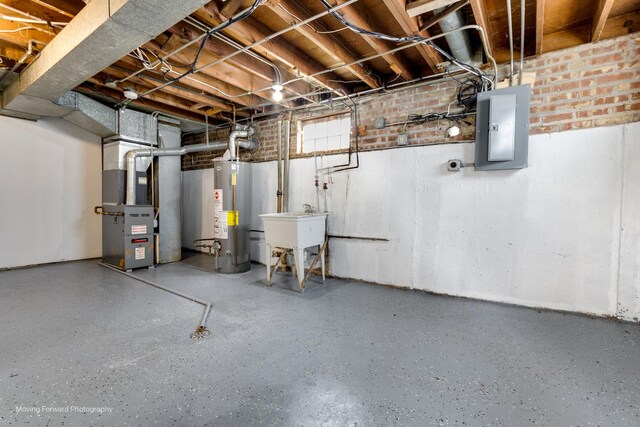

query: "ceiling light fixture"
(272, 83), (283, 102)
(123, 88), (138, 100)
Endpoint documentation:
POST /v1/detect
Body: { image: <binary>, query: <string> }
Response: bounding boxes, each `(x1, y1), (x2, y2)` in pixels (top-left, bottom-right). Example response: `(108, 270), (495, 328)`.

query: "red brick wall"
(182, 33), (640, 171)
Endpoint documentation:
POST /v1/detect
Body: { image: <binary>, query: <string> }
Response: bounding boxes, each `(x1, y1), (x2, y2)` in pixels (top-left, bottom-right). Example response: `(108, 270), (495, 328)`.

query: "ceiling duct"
(435, 8), (475, 65)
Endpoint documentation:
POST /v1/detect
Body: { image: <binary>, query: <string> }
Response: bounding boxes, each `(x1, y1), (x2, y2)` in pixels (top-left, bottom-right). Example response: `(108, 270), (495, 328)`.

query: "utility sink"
(260, 212), (329, 292)
(260, 212), (328, 249)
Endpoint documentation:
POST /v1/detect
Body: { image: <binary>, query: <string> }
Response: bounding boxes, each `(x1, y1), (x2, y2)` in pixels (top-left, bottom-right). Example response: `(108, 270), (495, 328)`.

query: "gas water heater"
(213, 159), (252, 273)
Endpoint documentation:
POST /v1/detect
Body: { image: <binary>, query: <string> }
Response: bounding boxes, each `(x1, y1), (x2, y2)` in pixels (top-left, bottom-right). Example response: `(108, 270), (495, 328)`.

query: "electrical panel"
(475, 85), (531, 171)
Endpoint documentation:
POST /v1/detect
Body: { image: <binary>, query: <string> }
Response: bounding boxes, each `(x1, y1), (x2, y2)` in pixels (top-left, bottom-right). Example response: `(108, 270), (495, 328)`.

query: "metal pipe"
(506, 0), (515, 85)
(132, 0), (360, 101)
(519, 0), (525, 85)
(125, 141), (227, 205)
(196, 24), (498, 114)
(125, 130), (258, 204)
(228, 127), (255, 161)
(98, 262), (212, 338)
(283, 114), (291, 212)
(277, 115), (283, 213)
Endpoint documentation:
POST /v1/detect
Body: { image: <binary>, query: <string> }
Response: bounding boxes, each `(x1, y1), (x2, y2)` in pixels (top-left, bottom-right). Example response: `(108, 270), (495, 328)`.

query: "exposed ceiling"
(0, 0), (639, 124)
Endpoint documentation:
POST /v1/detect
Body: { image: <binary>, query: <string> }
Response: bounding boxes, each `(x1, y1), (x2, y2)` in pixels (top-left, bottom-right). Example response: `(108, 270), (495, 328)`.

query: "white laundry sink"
(260, 212), (329, 292)
(260, 212), (328, 249)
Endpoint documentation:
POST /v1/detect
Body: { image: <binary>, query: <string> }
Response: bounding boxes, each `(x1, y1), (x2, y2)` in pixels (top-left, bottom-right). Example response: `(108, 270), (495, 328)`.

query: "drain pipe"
(282, 113), (292, 212)
(99, 262), (213, 339)
(277, 115), (284, 213)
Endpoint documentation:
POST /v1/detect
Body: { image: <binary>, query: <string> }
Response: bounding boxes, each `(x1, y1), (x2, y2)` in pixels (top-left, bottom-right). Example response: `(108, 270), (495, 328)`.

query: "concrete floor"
(1, 255), (639, 426)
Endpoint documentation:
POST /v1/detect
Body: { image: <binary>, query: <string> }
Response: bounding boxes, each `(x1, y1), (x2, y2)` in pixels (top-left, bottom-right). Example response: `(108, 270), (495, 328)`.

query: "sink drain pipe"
(99, 262), (213, 339)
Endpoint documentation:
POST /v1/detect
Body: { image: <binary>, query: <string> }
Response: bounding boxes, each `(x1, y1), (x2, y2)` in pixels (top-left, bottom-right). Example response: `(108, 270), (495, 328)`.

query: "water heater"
(213, 160), (252, 273)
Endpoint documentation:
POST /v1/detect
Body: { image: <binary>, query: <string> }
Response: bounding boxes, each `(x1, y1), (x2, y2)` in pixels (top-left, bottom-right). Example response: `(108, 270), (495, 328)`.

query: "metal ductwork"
(436, 8), (475, 65)
(228, 127), (256, 161)
(125, 129), (258, 205)
(1, 0), (210, 121)
(56, 91), (118, 137)
(125, 141), (226, 205)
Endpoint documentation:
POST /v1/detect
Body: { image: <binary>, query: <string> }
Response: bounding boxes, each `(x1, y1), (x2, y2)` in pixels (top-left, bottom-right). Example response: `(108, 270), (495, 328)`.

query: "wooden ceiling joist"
(149, 35), (271, 104)
(418, 0), (468, 32)
(592, 0), (616, 42)
(76, 83), (221, 122)
(264, 0), (379, 89)
(195, 3), (351, 95)
(97, 69), (230, 113)
(536, 0), (545, 54)
(219, 0), (246, 17)
(469, 0), (494, 56)
(332, 0), (416, 80)
(165, 22), (316, 98)
(406, 0), (462, 17)
(105, 61), (244, 111)
(381, 0), (443, 73)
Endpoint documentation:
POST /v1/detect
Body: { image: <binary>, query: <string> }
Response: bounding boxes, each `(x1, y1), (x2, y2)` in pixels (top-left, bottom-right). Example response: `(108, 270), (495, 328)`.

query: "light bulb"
(272, 89), (284, 102)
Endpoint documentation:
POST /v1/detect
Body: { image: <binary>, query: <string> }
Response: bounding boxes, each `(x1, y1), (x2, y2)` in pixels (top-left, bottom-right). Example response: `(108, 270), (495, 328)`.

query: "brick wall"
(182, 33), (640, 171)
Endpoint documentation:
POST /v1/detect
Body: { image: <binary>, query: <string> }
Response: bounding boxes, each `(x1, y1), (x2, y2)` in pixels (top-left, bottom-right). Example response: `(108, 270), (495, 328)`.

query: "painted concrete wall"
(0, 116), (102, 269)
(182, 123), (640, 321)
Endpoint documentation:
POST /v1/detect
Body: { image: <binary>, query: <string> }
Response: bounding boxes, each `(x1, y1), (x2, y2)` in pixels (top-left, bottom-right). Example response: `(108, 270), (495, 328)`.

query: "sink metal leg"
(293, 247), (305, 292)
(321, 245), (325, 283)
(265, 244), (272, 286)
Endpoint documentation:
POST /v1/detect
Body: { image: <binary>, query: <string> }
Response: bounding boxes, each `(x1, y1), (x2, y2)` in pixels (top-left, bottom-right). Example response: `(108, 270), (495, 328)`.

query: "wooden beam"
(85, 77), (217, 117)
(535, 0), (545, 55)
(166, 22), (315, 99)
(419, 0), (468, 32)
(469, 0), (493, 56)
(194, 4), (351, 95)
(27, 0), (77, 19)
(333, 0), (416, 80)
(149, 35), (271, 104)
(220, 0), (246, 17)
(264, 0), (379, 88)
(76, 83), (219, 122)
(406, 0), (461, 17)
(0, 21), (55, 48)
(104, 65), (234, 112)
(381, 0), (443, 74)
(592, 0), (616, 42)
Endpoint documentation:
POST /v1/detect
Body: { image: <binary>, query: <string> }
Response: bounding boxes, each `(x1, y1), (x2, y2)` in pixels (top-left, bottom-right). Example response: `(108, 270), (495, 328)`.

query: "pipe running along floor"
(0, 254), (639, 426)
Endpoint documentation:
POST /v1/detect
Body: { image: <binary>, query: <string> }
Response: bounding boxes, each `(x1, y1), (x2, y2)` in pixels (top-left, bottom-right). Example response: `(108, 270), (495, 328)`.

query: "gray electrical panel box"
(475, 85), (530, 171)
(101, 205), (155, 271)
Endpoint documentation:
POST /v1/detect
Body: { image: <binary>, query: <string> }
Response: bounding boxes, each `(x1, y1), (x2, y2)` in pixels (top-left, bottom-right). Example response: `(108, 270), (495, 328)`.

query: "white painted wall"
(182, 123), (640, 322)
(0, 116), (102, 269)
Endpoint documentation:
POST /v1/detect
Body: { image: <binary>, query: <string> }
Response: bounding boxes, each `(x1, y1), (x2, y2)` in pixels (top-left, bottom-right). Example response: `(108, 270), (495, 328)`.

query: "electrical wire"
(119, 0), (264, 107)
(318, 0), (493, 90)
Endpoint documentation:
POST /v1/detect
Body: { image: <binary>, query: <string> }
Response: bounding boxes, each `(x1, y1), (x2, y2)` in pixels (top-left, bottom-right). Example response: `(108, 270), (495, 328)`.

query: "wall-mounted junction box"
(475, 85), (531, 171)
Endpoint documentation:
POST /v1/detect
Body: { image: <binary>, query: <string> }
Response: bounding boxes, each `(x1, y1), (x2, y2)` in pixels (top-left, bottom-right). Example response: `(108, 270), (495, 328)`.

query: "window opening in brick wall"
(297, 113), (351, 154)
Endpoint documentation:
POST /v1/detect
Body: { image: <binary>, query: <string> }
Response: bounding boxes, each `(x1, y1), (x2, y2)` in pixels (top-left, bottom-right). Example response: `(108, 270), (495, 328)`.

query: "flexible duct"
(125, 130), (257, 205)
(435, 9), (474, 65)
